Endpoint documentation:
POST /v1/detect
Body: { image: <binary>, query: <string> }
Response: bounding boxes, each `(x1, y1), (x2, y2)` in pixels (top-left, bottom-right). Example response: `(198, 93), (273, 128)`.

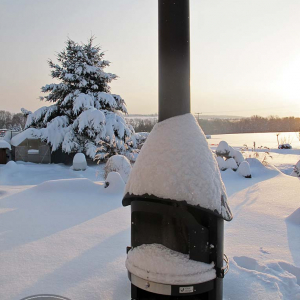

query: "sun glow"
(277, 56), (300, 102)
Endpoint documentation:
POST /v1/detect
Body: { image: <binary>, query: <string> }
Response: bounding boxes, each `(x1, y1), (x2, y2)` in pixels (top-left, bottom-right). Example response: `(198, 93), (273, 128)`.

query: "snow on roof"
(28, 149), (39, 154)
(126, 243), (216, 285)
(125, 113), (232, 221)
(11, 128), (40, 147)
(0, 140), (11, 150)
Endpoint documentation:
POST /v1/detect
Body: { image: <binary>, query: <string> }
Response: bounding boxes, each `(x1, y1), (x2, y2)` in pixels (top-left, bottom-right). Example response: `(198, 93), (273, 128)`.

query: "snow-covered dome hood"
(124, 113), (232, 221)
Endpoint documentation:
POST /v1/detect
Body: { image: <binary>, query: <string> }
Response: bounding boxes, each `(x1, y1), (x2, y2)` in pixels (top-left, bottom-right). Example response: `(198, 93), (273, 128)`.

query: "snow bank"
(33, 178), (101, 194)
(105, 155), (131, 183)
(0, 140), (11, 150)
(126, 244), (216, 285)
(125, 113), (232, 221)
(3, 160), (18, 169)
(72, 153), (87, 171)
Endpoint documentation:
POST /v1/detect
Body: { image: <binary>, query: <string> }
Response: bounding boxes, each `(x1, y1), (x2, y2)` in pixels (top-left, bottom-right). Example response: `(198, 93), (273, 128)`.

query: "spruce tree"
(25, 37), (135, 160)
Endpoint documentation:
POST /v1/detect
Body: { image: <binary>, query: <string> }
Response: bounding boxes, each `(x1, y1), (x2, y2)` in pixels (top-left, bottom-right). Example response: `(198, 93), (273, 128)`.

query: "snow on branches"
(24, 37), (134, 160)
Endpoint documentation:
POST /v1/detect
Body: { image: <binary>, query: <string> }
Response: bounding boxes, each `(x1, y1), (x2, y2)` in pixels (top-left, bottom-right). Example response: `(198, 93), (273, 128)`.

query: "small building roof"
(0, 140), (11, 150)
(11, 128), (40, 147)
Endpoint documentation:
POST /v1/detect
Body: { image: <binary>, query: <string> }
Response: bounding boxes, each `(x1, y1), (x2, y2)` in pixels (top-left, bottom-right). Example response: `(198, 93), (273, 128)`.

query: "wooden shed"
(0, 140), (11, 164)
(11, 129), (51, 164)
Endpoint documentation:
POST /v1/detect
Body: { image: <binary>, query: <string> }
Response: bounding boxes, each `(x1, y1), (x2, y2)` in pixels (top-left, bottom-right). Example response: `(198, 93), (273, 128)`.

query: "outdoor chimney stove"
(123, 1), (233, 299)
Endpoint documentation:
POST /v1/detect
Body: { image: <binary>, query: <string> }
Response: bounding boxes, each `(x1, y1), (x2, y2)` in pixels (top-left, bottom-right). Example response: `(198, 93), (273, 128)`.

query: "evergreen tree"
(25, 37), (135, 160)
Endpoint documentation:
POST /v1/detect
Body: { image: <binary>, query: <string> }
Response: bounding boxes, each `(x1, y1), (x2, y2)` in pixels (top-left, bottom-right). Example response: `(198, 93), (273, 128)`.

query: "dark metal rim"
(123, 193), (233, 221)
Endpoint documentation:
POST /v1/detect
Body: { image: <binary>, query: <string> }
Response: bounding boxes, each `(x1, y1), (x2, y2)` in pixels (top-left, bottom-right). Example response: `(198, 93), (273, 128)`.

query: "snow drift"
(104, 172), (125, 193)
(286, 207), (300, 225)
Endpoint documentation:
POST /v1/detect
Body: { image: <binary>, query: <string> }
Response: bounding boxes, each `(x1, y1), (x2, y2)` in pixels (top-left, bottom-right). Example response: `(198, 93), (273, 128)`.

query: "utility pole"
(195, 112), (202, 123)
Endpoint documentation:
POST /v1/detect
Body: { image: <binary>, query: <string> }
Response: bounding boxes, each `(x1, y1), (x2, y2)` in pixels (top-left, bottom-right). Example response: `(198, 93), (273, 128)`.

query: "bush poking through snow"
(238, 161), (251, 178)
(216, 141), (231, 158)
(216, 156), (226, 171)
(228, 146), (236, 158)
(278, 144), (292, 149)
(72, 153), (87, 171)
(104, 171), (125, 192)
(215, 141), (244, 172)
(241, 143), (272, 166)
(104, 155), (132, 183)
(225, 158), (238, 171)
(232, 150), (244, 166)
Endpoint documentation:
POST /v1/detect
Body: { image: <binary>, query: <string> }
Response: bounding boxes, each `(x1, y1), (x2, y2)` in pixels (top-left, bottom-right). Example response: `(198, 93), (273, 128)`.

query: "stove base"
(129, 272), (217, 300)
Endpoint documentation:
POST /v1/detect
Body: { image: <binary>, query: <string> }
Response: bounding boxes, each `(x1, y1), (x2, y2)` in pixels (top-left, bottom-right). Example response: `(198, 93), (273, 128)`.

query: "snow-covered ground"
(0, 132), (299, 300)
(209, 132), (300, 175)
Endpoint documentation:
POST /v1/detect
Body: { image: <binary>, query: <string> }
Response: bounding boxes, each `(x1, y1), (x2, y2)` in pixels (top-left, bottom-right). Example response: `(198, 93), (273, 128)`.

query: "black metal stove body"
(123, 195), (228, 300)
(123, 0), (232, 298)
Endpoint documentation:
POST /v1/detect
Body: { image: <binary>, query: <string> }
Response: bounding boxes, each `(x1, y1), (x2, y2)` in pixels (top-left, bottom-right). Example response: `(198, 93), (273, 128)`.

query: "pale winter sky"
(0, 0), (300, 117)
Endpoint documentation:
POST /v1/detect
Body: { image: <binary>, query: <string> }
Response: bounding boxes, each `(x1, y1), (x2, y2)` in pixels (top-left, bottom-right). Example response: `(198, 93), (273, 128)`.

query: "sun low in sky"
(0, 0), (300, 117)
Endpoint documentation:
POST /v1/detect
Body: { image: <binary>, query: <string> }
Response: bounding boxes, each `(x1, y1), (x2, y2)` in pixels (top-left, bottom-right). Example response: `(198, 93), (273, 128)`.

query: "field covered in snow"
(0, 132), (299, 300)
(210, 131), (300, 176)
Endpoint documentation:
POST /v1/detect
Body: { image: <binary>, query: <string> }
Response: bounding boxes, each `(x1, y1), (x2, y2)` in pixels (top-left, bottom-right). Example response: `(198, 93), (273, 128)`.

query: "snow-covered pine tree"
(25, 37), (135, 160)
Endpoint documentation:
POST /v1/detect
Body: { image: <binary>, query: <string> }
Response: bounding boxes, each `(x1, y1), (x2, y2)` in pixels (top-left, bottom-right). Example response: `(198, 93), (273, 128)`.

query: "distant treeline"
(199, 115), (300, 134)
(0, 110), (26, 130)
(126, 118), (158, 133)
(127, 115), (300, 135)
(2, 110), (300, 135)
